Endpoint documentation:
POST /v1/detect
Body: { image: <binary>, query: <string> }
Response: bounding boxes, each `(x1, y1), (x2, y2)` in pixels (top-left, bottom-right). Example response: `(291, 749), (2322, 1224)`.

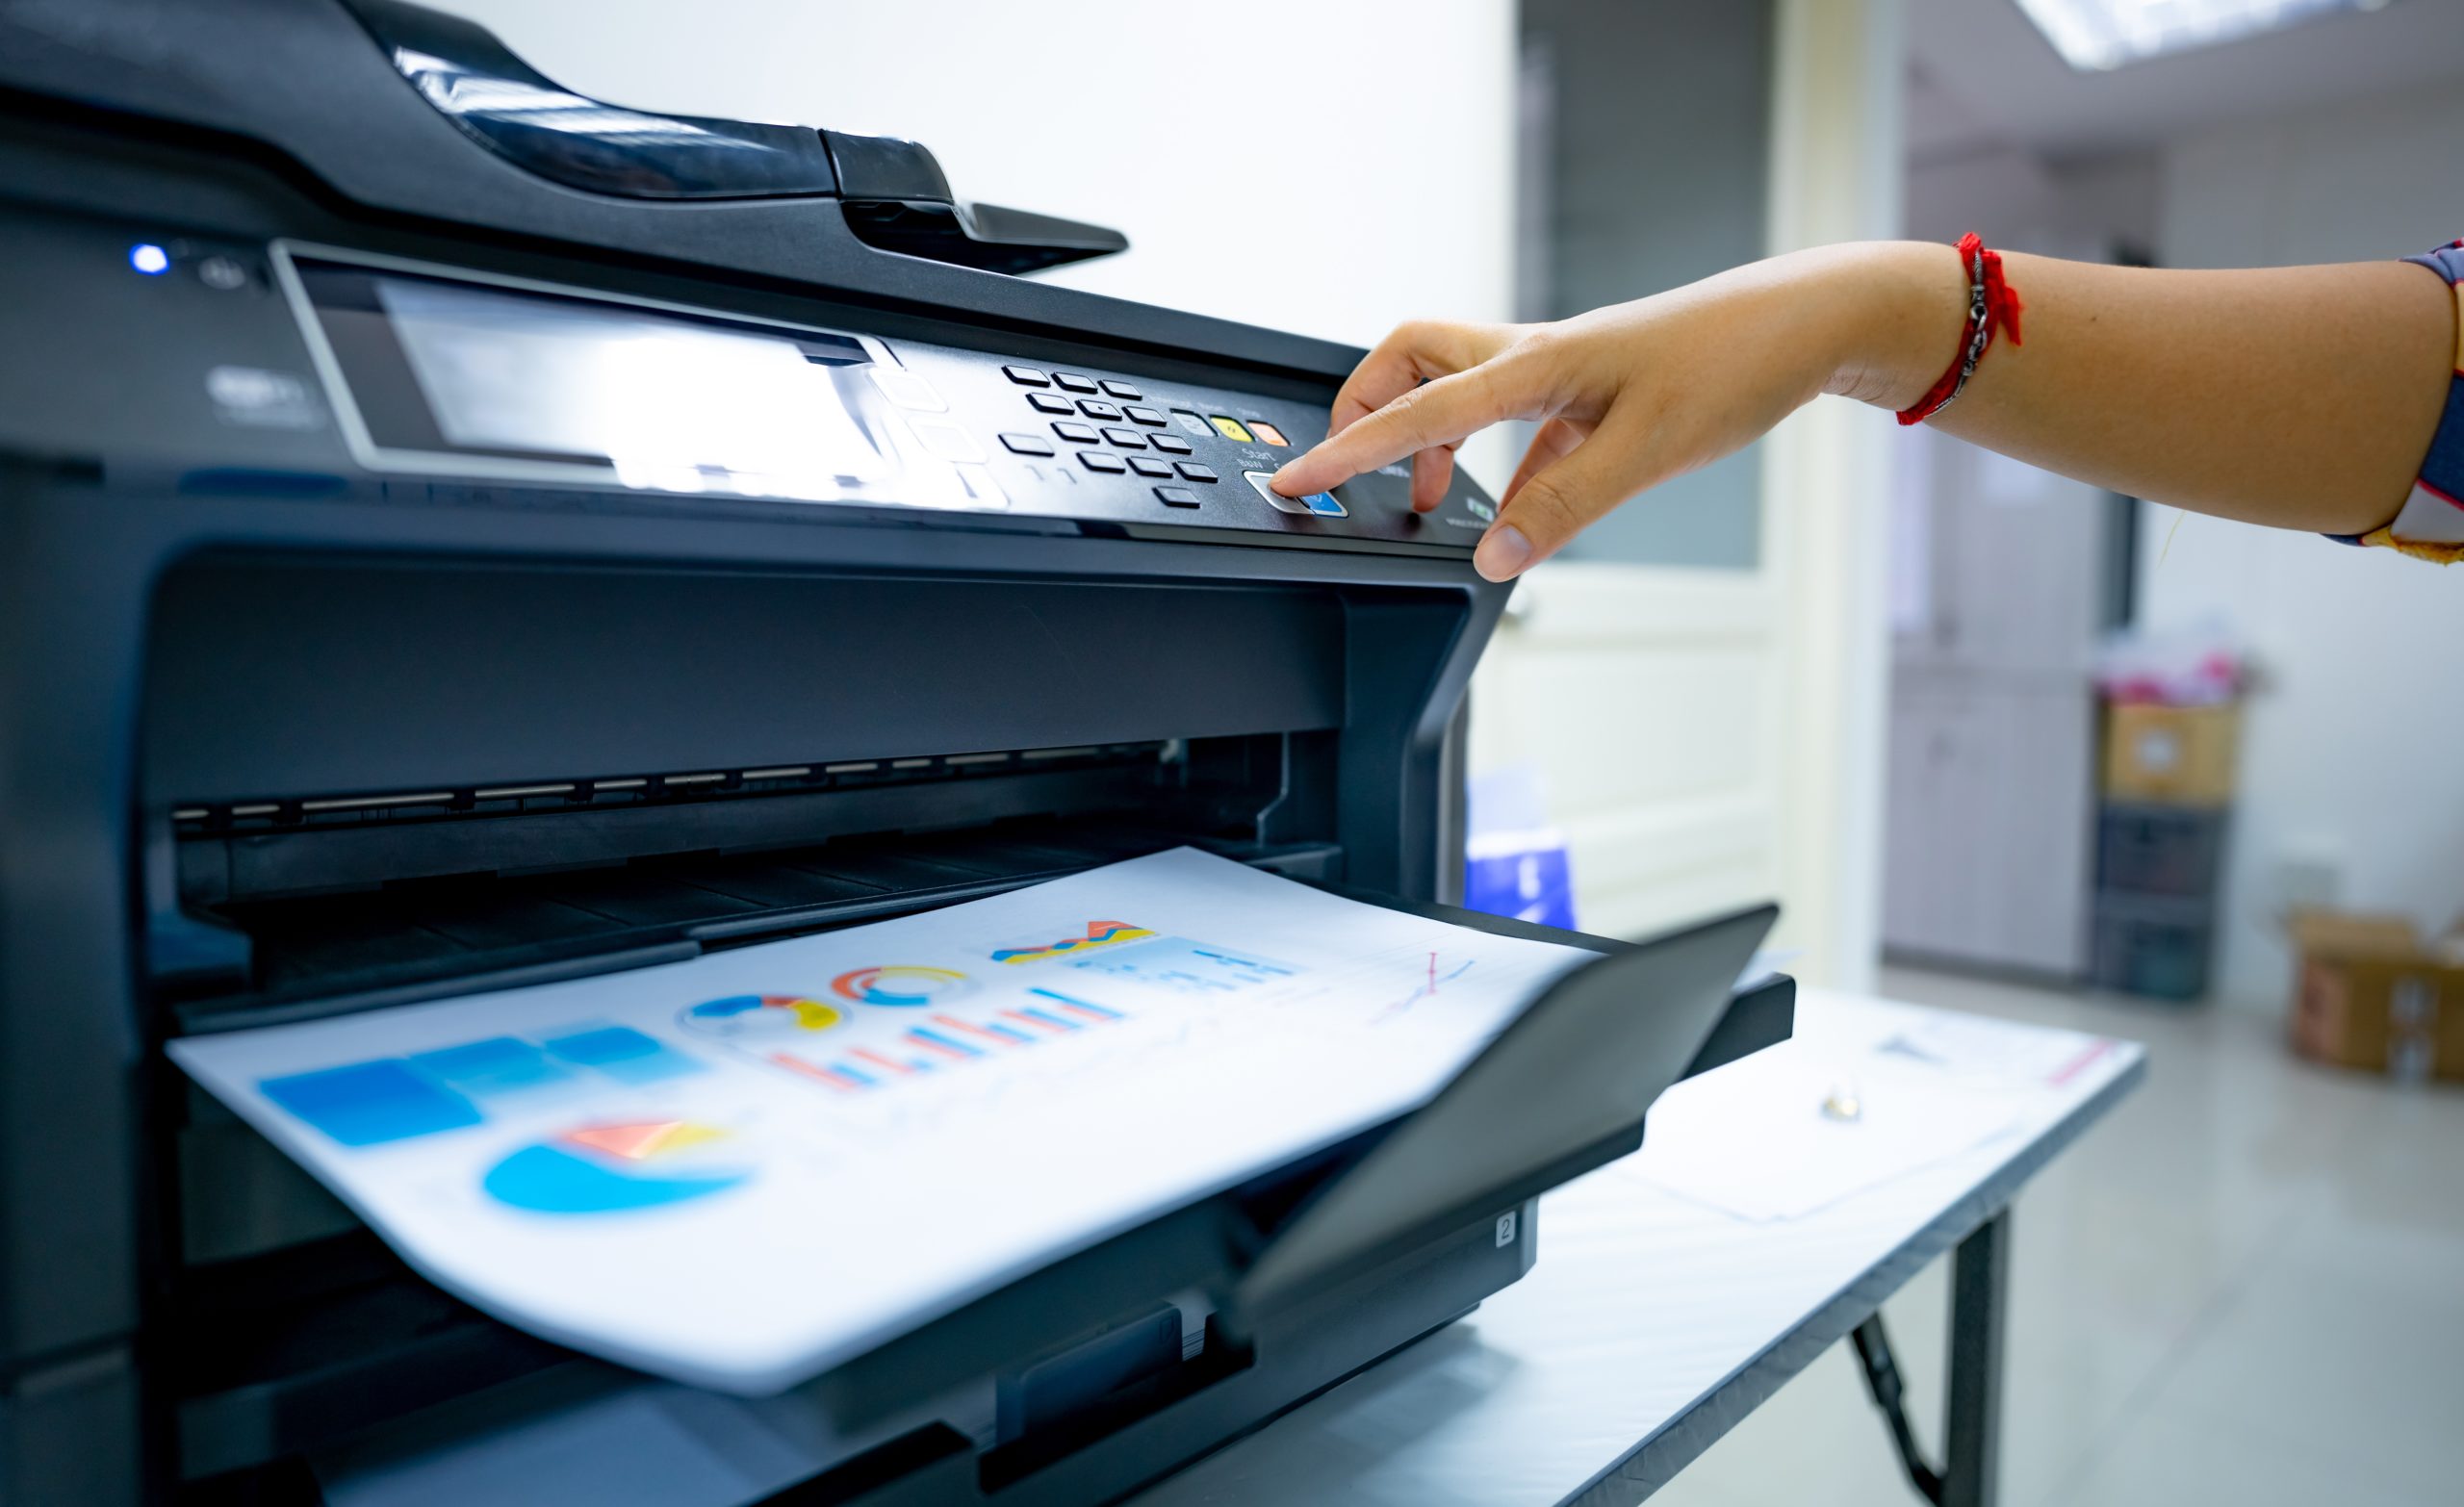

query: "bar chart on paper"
(1062, 936), (1298, 995)
(760, 992), (1136, 1093)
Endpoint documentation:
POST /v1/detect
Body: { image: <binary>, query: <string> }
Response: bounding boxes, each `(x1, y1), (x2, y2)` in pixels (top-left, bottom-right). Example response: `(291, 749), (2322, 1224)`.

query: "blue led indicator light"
(129, 243), (171, 276)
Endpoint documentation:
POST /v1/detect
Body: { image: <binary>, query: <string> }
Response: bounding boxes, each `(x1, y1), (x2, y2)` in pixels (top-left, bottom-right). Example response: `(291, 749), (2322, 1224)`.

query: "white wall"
(1906, 144), (2157, 256)
(2145, 72), (2464, 1009)
(423, 1), (1517, 366)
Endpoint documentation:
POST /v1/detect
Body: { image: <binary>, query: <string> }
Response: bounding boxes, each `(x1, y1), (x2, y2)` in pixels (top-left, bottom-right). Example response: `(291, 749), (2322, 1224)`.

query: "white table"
(1131, 988), (2145, 1507)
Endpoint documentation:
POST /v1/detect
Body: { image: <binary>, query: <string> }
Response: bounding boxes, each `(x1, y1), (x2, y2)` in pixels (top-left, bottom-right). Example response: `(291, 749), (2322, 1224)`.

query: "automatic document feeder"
(0, 3), (1795, 1502)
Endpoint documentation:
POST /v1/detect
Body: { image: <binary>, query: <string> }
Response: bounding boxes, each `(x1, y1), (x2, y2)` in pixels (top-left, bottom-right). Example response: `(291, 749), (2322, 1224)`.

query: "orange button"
(1208, 416), (1254, 444)
(1246, 421), (1290, 447)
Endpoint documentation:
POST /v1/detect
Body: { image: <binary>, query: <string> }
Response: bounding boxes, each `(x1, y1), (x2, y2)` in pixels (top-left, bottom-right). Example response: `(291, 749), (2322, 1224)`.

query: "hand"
(1270, 243), (1960, 580)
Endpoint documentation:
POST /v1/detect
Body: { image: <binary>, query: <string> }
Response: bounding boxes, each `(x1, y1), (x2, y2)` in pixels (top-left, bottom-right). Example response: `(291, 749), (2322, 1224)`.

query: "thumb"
(1473, 410), (1662, 581)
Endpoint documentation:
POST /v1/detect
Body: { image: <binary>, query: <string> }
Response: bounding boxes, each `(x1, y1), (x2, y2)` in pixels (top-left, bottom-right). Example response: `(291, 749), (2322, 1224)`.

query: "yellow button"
(1208, 416), (1254, 444)
(1246, 421), (1290, 447)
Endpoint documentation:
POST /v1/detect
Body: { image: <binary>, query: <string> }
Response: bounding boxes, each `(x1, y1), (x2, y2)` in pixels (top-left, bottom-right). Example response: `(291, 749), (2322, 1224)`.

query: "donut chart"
(831, 965), (976, 1008)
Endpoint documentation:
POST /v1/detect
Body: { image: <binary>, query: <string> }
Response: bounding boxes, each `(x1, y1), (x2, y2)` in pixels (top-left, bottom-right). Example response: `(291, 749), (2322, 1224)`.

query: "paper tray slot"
(163, 881), (1789, 1499)
(167, 828), (1344, 1036)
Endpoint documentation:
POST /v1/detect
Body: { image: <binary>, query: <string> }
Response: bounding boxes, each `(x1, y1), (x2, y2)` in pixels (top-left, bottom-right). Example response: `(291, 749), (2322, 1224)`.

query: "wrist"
(1811, 241), (1972, 411)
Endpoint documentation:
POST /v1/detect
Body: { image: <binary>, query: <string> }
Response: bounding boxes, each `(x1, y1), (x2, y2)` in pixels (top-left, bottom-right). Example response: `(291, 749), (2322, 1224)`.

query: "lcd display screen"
(292, 258), (896, 500)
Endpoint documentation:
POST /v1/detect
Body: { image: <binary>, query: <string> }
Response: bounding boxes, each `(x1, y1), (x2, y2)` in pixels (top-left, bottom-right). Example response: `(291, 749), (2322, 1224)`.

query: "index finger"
(1273, 357), (1524, 498)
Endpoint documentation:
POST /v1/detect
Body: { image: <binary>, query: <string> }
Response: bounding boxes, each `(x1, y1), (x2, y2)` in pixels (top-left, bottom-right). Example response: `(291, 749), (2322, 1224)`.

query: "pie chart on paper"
(679, 993), (845, 1038)
(482, 1119), (751, 1214)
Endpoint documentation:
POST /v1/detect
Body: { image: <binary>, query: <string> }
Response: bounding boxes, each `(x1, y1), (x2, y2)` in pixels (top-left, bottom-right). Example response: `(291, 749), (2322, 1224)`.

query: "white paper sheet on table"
(1615, 1001), (2117, 1225)
(1865, 1011), (2119, 1089)
(169, 849), (1593, 1395)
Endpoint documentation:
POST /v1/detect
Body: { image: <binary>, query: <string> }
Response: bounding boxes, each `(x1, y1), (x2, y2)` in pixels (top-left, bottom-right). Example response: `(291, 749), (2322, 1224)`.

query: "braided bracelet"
(1897, 233), (2026, 426)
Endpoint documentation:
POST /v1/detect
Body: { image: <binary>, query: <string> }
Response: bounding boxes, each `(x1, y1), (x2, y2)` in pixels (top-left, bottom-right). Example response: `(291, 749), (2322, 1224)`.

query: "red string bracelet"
(1896, 233), (2025, 426)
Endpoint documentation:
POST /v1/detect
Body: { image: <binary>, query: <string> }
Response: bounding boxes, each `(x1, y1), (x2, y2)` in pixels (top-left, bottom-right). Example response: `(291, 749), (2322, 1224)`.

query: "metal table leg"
(1939, 1210), (2008, 1507)
(1850, 1208), (2010, 1507)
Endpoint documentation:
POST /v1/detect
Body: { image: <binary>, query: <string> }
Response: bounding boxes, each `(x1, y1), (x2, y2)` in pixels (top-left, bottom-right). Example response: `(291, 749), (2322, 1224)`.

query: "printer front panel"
(0, 114), (1506, 1506)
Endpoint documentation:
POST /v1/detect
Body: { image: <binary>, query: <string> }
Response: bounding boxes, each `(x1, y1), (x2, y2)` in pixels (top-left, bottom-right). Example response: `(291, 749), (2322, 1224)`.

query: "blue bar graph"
(1028, 987), (1123, 1020)
(908, 1026), (984, 1059)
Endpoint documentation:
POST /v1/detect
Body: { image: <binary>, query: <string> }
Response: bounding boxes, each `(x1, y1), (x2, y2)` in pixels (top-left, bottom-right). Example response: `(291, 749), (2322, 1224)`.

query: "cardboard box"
(2104, 702), (2239, 805)
(2287, 909), (2464, 1082)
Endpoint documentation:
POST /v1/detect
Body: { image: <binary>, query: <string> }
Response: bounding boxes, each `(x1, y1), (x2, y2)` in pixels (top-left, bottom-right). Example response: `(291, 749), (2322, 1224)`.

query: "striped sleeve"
(2331, 241), (2464, 563)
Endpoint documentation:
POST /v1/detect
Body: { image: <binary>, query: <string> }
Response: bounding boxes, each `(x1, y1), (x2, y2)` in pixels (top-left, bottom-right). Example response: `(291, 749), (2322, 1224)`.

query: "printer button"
(1003, 365), (1050, 387)
(1079, 450), (1129, 473)
(1242, 471), (1344, 517)
(999, 431), (1057, 456)
(1051, 421), (1100, 445)
(1244, 470), (1314, 514)
(1101, 427), (1146, 449)
(1076, 398), (1124, 421)
(1147, 433), (1194, 456)
(1026, 392), (1073, 415)
(1124, 405), (1167, 426)
(1154, 485), (1202, 508)
(1127, 455), (1172, 477)
(1052, 371), (1100, 394)
(1102, 379), (1143, 399)
(1174, 461), (1218, 483)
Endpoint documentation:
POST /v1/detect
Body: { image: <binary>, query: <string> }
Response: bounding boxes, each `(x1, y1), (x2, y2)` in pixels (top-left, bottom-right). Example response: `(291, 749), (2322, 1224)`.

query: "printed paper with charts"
(169, 848), (1592, 1394)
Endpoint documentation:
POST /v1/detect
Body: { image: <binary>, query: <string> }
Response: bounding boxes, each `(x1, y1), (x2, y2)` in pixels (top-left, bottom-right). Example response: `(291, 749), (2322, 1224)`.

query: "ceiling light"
(2014, 0), (2391, 71)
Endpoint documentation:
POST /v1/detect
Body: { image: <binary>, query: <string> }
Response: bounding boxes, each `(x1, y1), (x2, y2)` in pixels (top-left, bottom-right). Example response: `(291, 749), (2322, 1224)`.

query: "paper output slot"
(299, 791), (454, 812)
(171, 744), (1180, 837)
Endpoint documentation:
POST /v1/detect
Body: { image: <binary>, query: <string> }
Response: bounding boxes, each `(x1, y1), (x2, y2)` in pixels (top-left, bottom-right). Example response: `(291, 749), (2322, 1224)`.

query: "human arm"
(1267, 242), (2457, 581)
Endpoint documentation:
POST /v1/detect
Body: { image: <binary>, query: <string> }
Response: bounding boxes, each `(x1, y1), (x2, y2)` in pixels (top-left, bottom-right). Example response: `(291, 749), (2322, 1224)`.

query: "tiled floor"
(1652, 965), (2464, 1507)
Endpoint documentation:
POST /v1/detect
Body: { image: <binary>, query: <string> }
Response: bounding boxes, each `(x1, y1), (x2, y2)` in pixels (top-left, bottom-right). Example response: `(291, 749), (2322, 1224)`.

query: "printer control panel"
(874, 342), (1491, 548)
(260, 241), (1492, 552)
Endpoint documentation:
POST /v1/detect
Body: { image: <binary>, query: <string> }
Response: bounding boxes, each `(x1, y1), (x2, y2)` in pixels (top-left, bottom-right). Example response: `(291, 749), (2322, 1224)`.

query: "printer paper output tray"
(285, 893), (1789, 1507)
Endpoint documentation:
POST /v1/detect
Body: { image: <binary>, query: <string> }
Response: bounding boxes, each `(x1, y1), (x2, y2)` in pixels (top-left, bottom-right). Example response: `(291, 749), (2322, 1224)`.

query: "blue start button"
(1244, 472), (1348, 518)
